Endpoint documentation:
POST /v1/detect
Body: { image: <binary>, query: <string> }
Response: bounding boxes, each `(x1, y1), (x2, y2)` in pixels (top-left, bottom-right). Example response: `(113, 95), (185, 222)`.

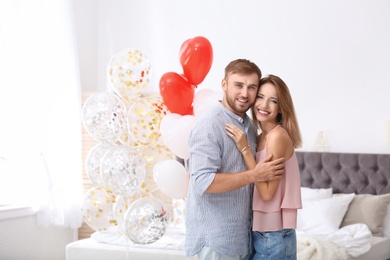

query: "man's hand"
(252, 154), (284, 182)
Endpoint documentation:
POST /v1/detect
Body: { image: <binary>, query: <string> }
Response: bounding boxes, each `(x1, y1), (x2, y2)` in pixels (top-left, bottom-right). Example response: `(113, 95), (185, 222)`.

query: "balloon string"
(126, 235), (130, 260)
(184, 158), (189, 172)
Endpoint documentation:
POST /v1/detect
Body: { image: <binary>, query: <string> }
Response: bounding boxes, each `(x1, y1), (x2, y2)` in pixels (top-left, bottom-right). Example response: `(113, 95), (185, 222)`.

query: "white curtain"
(0, 0), (83, 229)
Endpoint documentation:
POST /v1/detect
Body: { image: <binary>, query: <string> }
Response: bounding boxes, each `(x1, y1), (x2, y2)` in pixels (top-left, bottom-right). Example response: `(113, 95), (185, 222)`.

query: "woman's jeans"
(251, 229), (296, 260)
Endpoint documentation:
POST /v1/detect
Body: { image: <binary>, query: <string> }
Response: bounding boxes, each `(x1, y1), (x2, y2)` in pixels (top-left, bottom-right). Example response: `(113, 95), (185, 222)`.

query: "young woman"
(225, 74), (302, 259)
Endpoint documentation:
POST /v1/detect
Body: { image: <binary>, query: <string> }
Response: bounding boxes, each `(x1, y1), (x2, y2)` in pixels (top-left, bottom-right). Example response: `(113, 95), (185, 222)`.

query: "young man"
(185, 59), (285, 260)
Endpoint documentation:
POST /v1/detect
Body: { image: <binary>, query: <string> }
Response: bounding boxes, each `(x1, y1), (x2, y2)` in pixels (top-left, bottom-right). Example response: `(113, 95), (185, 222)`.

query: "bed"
(295, 151), (390, 260)
(66, 151), (390, 260)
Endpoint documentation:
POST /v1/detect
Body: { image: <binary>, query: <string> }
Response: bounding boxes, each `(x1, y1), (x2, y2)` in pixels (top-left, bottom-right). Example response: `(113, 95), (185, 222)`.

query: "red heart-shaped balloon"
(179, 36), (213, 86)
(159, 72), (195, 115)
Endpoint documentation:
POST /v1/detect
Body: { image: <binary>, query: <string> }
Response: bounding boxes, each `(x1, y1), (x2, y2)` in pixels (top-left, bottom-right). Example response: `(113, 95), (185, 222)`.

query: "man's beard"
(225, 95), (251, 115)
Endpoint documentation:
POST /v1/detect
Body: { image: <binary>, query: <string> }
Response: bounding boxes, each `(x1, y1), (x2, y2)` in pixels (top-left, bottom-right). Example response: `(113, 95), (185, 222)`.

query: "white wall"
(75, 0), (390, 154)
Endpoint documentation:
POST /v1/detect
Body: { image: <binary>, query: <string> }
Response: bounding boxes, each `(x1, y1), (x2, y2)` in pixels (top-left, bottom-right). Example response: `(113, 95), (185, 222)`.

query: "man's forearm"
(205, 170), (253, 193)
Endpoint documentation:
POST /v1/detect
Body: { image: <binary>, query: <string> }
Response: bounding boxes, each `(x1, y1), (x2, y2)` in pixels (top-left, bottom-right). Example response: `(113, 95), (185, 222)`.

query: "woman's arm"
(225, 124), (290, 201)
(254, 129), (291, 200)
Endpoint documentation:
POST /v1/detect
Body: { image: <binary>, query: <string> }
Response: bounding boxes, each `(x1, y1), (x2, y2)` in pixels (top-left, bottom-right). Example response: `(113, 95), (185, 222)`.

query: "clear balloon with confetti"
(124, 196), (170, 244)
(139, 139), (175, 193)
(82, 92), (126, 144)
(85, 142), (112, 186)
(127, 96), (168, 146)
(113, 191), (150, 234)
(100, 145), (146, 197)
(108, 49), (151, 102)
(81, 186), (117, 231)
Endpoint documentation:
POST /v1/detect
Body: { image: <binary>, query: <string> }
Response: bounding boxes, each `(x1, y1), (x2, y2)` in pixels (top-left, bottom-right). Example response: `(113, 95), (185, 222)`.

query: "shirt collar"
(217, 101), (248, 124)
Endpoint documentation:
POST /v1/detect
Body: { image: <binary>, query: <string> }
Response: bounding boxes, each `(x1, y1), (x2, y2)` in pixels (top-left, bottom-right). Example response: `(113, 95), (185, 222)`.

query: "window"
(0, 0), (83, 229)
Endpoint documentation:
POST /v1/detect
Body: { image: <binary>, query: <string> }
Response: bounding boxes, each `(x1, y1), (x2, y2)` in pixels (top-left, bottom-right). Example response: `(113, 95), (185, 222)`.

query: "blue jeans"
(198, 246), (251, 260)
(251, 229), (296, 260)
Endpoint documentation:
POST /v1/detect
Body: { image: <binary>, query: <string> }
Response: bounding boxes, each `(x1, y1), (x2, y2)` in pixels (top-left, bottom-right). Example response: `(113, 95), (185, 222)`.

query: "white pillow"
(297, 193), (355, 235)
(301, 187), (333, 201)
(383, 203), (390, 237)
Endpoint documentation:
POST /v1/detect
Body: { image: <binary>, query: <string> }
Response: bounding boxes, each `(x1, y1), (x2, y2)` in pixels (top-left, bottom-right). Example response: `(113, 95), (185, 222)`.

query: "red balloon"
(179, 36), (213, 86)
(159, 72), (195, 115)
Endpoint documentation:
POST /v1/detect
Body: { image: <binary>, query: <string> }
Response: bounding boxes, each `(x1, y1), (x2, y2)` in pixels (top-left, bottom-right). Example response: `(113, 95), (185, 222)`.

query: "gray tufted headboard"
(296, 151), (390, 195)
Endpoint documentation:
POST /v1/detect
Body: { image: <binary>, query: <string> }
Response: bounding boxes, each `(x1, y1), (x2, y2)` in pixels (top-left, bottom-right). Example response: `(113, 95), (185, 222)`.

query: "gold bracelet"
(241, 145), (249, 153)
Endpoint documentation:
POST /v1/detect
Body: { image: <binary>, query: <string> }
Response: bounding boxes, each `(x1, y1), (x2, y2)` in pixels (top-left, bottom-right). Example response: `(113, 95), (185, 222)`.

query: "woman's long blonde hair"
(252, 74), (302, 148)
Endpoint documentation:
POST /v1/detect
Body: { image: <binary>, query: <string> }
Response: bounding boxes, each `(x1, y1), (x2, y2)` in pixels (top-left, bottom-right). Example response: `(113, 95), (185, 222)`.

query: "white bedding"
(67, 224), (390, 260)
(297, 234), (348, 260)
(66, 234), (390, 260)
(90, 223), (372, 258)
(297, 223), (373, 259)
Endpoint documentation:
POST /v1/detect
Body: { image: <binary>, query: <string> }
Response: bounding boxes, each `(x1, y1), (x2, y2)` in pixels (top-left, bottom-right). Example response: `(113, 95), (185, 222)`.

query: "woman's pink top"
(252, 148), (302, 232)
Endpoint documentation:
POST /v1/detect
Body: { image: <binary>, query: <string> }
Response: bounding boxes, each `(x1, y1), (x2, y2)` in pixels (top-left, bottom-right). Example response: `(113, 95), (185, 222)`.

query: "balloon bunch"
(158, 36), (222, 162)
(159, 36), (213, 116)
(81, 49), (175, 244)
(80, 37), (223, 244)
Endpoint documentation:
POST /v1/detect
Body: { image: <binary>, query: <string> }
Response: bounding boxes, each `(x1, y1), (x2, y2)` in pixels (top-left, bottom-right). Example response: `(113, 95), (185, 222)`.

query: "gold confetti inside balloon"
(124, 196), (170, 244)
(127, 96), (168, 146)
(81, 186), (117, 231)
(100, 145), (146, 197)
(82, 92), (127, 144)
(139, 139), (175, 193)
(108, 49), (151, 102)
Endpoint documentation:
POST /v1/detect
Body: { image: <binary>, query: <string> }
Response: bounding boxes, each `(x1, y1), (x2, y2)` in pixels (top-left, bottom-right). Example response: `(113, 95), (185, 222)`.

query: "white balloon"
(160, 113), (196, 160)
(153, 159), (189, 199)
(193, 89), (223, 118)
